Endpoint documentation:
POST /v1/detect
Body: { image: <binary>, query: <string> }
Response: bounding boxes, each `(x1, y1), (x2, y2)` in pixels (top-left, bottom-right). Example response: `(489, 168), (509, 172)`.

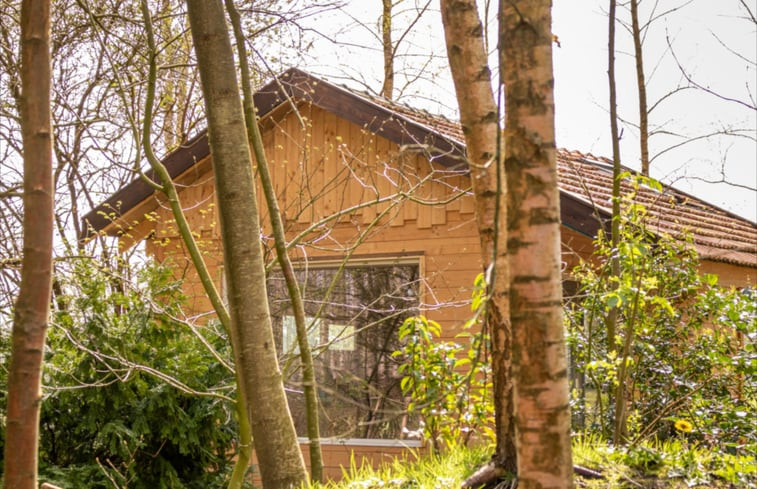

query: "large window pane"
(267, 261), (420, 439)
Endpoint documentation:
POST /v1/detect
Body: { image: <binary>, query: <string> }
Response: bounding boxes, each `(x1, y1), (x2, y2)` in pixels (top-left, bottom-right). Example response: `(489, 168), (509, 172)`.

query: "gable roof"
(82, 68), (757, 268)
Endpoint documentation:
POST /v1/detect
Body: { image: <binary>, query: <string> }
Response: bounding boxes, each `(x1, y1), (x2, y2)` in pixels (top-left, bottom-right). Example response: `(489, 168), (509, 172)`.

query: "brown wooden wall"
(700, 260), (756, 287)
(249, 440), (426, 483)
(132, 104), (489, 478)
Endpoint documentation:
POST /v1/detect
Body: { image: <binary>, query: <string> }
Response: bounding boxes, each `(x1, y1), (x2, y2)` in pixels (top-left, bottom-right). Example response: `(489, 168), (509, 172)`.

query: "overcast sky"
(296, 0), (756, 223)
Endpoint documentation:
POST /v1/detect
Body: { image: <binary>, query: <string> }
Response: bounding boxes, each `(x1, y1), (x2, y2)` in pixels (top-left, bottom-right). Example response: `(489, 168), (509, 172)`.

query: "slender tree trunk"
(381, 0), (394, 99)
(440, 0), (516, 479)
(3, 1), (53, 487)
(223, 0), (324, 481)
(185, 1), (308, 488)
(501, 2), (573, 488)
(157, 0), (190, 151)
(139, 3), (253, 487)
(613, 0), (649, 443)
(608, 0), (624, 443)
(631, 0), (649, 176)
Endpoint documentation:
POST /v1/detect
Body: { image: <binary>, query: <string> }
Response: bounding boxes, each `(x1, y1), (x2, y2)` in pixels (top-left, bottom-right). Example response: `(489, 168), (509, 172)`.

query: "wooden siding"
(700, 260), (757, 287)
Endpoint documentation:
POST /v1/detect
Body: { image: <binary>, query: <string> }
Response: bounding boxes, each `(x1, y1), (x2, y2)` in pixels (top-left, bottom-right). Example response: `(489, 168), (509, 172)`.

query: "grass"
(316, 444), (491, 489)
(316, 438), (756, 489)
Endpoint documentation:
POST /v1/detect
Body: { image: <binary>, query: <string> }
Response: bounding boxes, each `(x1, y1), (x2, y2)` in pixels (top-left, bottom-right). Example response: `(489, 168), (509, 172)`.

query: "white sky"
(295, 0), (757, 223)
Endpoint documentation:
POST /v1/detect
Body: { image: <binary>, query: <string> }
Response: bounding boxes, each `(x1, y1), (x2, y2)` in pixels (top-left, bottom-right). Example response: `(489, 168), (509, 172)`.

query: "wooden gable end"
(258, 102), (474, 235)
(82, 67), (755, 298)
(140, 102), (477, 250)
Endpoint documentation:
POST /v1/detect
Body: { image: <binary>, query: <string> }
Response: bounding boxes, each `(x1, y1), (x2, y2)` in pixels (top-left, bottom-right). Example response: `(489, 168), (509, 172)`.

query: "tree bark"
(185, 1), (308, 488)
(501, 2), (573, 488)
(612, 0), (649, 443)
(440, 0), (516, 477)
(3, 0), (53, 487)
(139, 3), (253, 486)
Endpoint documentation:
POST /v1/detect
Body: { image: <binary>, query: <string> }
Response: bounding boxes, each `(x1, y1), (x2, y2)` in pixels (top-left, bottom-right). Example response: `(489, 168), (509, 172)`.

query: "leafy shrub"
(566, 178), (756, 456)
(394, 273), (493, 452)
(572, 434), (757, 488)
(1, 257), (243, 488)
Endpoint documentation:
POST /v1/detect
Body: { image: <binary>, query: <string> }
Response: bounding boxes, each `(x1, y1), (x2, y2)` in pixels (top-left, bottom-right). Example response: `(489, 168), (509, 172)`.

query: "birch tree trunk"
(3, 0), (53, 486)
(185, 1), (308, 487)
(440, 0), (516, 479)
(500, 1), (573, 487)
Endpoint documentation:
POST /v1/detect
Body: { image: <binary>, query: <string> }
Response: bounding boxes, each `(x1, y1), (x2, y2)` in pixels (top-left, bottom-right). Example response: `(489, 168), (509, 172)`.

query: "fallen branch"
(462, 462), (611, 489)
(461, 461), (511, 489)
(573, 465), (603, 479)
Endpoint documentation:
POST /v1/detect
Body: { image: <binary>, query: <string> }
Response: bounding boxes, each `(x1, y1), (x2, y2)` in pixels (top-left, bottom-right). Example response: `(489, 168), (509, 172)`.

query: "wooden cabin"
(82, 68), (757, 480)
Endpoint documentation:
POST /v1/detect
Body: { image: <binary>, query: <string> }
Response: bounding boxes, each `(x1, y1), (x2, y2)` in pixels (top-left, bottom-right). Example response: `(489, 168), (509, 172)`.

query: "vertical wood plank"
(334, 116), (352, 222)
(362, 132), (378, 224)
(284, 106), (302, 221)
(375, 137), (393, 218)
(298, 103), (314, 224)
(430, 167), (447, 226)
(322, 110), (337, 219)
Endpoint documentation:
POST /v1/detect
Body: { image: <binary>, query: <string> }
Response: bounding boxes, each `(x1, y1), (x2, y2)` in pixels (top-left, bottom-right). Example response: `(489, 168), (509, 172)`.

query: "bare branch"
(667, 30), (757, 111)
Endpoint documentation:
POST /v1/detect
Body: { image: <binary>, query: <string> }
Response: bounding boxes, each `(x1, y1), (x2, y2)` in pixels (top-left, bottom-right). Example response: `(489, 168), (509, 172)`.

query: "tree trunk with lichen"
(440, 0), (517, 483)
(500, 2), (573, 488)
(3, 1), (53, 487)
(185, 1), (308, 487)
(139, 2), (253, 486)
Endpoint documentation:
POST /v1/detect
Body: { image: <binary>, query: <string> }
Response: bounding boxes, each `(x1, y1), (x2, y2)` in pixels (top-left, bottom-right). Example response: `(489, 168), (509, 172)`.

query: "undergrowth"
(316, 439), (756, 489)
(573, 435), (756, 488)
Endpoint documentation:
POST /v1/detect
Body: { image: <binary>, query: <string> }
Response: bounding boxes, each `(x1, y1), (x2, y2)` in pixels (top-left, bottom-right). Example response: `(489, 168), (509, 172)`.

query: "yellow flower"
(674, 419), (693, 433)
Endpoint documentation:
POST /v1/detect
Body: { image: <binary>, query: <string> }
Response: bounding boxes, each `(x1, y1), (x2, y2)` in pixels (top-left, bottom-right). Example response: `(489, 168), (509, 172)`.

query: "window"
(267, 260), (420, 439)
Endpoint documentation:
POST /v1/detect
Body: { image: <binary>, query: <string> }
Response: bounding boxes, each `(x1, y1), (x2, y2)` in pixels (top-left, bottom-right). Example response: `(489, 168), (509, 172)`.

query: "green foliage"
(0, 258), (243, 488)
(566, 178), (756, 456)
(394, 273), (493, 452)
(573, 435), (757, 488)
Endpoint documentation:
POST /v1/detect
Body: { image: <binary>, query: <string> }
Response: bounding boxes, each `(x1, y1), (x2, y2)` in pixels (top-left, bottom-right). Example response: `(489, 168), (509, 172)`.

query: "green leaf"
(651, 296), (675, 316)
(605, 292), (623, 309)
